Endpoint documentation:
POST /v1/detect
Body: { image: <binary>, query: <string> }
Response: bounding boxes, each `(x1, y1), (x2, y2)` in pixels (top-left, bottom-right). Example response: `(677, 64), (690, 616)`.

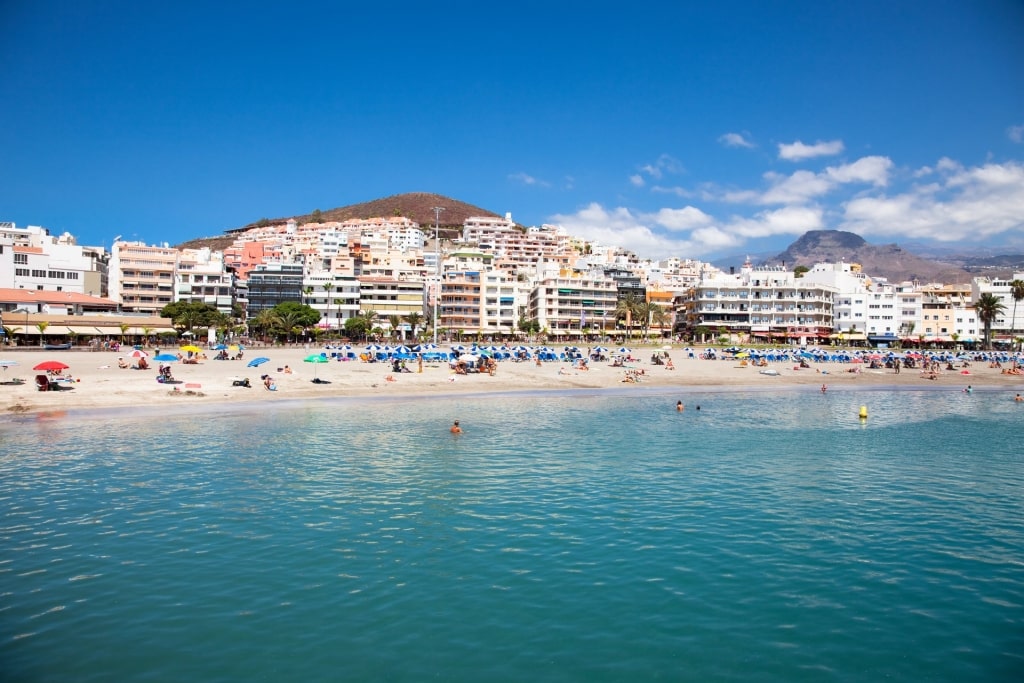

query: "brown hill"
(176, 192), (504, 251)
(767, 230), (973, 284)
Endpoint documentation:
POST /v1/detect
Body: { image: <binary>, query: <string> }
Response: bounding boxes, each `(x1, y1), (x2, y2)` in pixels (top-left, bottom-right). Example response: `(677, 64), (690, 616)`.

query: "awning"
(66, 326), (100, 334)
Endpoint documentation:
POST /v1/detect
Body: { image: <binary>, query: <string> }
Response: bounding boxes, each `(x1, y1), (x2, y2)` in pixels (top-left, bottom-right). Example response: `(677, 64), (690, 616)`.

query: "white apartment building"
(0, 224), (107, 295)
(971, 272), (1024, 341)
(304, 272), (360, 331)
(108, 240), (179, 315)
(680, 260), (836, 344)
(175, 248), (235, 315)
(439, 268), (525, 339)
(526, 268), (619, 338)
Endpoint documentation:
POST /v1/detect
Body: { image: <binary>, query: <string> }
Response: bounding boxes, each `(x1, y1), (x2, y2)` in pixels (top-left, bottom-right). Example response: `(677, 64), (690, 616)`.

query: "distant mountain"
(764, 230), (973, 284)
(177, 192), (503, 251)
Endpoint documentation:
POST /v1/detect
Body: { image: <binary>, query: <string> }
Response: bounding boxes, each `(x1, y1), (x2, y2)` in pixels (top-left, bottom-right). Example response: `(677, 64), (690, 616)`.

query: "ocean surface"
(1, 387), (1022, 682)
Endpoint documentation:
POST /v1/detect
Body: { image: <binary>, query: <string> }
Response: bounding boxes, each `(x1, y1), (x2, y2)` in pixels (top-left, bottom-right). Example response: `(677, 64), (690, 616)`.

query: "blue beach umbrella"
(153, 353), (180, 362)
(247, 357), (271, 368)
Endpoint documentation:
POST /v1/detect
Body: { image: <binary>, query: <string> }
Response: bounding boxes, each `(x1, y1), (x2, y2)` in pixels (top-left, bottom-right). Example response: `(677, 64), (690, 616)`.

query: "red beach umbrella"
(33, 360), (69, 372)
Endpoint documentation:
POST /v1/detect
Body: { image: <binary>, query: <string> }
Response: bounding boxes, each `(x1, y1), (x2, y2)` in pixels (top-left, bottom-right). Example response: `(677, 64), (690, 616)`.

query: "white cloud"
(760, 170), (833, 204)
(548, 156), (1024, 261)
(824, 156), (892, 186)
(637, 154), (684, 181)
(629, 174), (645, 187)
(725, 206), (824, 239)
(549, 203), (711, 259)
(649, 206), (713, 231)
(508, 172), (550, 188)
(840, 160), (1024, 242)
(719, 156), (894, 205)
(1008, 124), (1024, 143)
(778, 139), (845, 161)
(718, 132), (755, 148)
(650, 185), (693, 198)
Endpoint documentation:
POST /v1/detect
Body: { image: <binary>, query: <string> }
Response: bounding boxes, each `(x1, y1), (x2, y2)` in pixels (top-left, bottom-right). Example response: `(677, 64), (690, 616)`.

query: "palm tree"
(118, 323), (130, 347)
(36, 321), (50, 346)
(404, 312), (423, 341)
(1009, 279), (1024, 344)
(275, 309), (306, 343)
(650, 305), (670, 339)
(360, 310), (379, 342)
(322, 282), (334, 330)
(974, 292), (1006, 350)
(614, 294), (641, 342)
(251, 310), (279, 339)
(633, 301), (655, 340)
(387, 314), (403, 342)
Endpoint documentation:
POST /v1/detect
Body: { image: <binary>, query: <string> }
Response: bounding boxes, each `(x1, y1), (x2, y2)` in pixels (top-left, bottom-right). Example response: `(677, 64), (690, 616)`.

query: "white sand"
(2, 345), (1022, 417)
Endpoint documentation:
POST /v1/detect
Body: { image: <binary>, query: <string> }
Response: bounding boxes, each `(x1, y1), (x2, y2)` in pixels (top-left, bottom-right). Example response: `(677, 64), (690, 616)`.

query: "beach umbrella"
(304, 353), (329, 378)
(153, 354), (179, 362)
(0, 360), (18, 368)
(247, 357), (271, 368)
(33, 360), (69, 372)
(126, 348), (149, 359)
(213, 344), (227, 350)
(617, 347), (631, 355)
(180, 345), (202, 354)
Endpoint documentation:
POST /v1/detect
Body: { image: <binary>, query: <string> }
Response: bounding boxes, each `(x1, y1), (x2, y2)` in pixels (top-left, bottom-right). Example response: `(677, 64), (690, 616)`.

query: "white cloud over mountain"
(549, 154), (1024, 260)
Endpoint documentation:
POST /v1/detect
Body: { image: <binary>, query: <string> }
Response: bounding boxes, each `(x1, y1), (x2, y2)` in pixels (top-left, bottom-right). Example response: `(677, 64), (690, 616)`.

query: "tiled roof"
(0, 288), (118, 306)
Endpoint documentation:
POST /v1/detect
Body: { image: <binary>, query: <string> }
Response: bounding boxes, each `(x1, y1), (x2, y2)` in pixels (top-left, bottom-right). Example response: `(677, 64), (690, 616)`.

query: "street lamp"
(432, 206), (445, 345)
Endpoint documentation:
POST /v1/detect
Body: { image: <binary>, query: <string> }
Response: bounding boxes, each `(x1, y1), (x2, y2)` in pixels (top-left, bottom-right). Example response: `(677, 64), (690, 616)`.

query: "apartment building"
(527, 269), (618, 338)
(303, 273), (360, 331)
(109, 240), (178, 315)
(438, 269), (523, 338)
(680, 261), (835, 343)
(358, 278), (426, 340)
(175, 248), (235, 315)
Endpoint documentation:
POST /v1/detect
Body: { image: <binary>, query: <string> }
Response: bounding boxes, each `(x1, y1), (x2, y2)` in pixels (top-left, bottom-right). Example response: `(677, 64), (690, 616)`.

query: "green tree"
(615, 294), (641, 341)
(974, 292), (1006, 350)
(310, 209), (324, 223)
(387, 314), (403, 342)
(404, 312), (423, 340)
(36, 321), (50, 346)
(251, 310), (280, 339)
(322, 282), (334, 330)
(160, 301), (221, 331)
(344, 316), (370, 341)
(794, 265), (810, 278)
(650, 305), (671, 338)
(1009, 279), (1024, 342)
(118, 323), (130, 346)
(272, 301), (320, 342)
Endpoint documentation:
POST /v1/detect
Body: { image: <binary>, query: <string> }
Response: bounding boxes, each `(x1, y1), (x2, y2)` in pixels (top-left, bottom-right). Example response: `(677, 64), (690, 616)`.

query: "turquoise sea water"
(1, 387), (1022, 682)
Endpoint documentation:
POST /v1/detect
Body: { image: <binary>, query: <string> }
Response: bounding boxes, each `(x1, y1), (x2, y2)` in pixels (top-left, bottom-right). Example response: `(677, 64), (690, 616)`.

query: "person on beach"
(263, 375), (277, 391)
(821, 383), (827, 393)
(450, 420), (462, 434)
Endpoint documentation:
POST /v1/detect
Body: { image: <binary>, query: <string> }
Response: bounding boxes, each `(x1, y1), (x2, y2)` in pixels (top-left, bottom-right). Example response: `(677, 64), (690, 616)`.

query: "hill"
(765, 230), (973, 284)
(176, 192), (503, 251)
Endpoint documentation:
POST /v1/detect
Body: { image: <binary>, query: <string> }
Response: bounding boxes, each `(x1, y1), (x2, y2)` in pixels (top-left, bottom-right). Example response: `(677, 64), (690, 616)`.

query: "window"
(14, 253), (27, 264)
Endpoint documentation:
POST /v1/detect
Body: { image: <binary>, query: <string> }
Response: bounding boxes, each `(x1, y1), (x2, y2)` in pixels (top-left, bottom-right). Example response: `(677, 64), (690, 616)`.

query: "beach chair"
(35, 374), (52, 391)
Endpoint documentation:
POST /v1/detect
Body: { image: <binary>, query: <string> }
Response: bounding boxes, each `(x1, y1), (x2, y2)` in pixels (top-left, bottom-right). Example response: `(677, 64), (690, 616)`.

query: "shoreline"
(2, 346), (1022, 420)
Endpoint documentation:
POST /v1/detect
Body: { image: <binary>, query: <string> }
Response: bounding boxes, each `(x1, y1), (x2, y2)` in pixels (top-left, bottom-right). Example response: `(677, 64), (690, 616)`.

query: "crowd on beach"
(3, 341), (1024, 417)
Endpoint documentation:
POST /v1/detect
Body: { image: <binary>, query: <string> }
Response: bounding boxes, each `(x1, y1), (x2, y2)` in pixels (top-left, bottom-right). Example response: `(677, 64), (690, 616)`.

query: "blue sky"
(2, 1), (1023, 262)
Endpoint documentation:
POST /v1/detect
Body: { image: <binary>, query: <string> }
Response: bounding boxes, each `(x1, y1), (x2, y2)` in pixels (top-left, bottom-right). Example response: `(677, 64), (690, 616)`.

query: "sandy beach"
(2, 345), (1023, 417)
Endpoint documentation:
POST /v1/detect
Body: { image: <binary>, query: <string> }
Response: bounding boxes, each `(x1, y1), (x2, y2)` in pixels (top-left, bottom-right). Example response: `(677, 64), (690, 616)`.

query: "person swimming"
(676, 401), (684, 412)
(450, 420), (462, 434)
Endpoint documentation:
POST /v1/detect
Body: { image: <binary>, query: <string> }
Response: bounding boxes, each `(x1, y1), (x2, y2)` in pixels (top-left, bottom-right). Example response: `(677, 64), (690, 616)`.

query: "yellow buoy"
(859, 405), (868, 419)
